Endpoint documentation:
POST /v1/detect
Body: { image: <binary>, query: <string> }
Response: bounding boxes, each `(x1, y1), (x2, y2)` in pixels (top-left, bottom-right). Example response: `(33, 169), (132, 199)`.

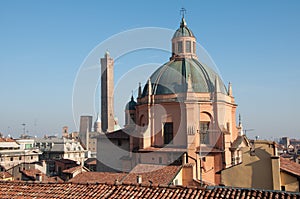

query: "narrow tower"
(101, 51), (115, 133)
(79, 115), (93, 149)
(94, 113), (101, 133)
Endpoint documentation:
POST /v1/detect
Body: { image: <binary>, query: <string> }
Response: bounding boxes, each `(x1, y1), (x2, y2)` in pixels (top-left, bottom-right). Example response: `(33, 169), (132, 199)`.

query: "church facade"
(97, 16), (245, 185)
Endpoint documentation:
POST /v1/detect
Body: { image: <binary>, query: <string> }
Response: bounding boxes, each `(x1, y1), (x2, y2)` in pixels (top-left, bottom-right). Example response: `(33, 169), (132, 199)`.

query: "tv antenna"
(244, 129), (254, 136)
(22, 123), (26, 135)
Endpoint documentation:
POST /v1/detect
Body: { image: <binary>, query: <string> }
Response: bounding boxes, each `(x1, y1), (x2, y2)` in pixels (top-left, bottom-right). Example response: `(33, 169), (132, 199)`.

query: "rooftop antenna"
(22, 123), (26, 135)
(244, 129), (254, 136)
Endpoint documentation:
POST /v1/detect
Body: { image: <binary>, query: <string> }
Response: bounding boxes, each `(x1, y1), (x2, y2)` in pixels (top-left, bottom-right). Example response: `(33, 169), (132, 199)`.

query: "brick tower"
(101, 51), (115, 133)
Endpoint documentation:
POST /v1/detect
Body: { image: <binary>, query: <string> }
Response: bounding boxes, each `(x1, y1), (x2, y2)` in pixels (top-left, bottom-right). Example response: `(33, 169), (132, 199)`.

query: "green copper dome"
(173, 18), (194, 38)
(141, 58), (227, 97)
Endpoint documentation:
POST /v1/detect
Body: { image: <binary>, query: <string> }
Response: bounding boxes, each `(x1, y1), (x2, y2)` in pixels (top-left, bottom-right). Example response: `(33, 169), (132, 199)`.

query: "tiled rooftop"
(21, 169), (62, 183)
(0, 172), (12, 179)
(122, 164), (181, 185)
(280, 157), (300, 177)
(84, 158), (97, 165)
(0, 181), (299, 199)
(0, 137), (15, 142)
(62, 166), (87, 174)
(98, 128), (130, 139)
(70, 164), (181, 186)
(21, 169), (42, 179)
(69, 172), (127, 184)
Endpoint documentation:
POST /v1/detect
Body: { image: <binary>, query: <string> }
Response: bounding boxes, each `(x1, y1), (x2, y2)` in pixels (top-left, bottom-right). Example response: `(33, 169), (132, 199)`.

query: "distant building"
(278, 136), (300, 165)
(78, 114), (117, 158)
(78, 115), (99, 157)
(62, 126), (80, 141)
(16, 139), (35, 150)
(280, 137), (290, 149)
(5, 161), (47, 181)
(20, 168), (63, 182)
(290, 138), (300, 147)
(33, 137), (86, 164)
(53, 159), (79, 177)
(79, 115), (93, 149)
(0, 137), (41, 171)
(62, 166), (89, 181)
(220, 140), (300, 192)
(62, 126), (69, 138)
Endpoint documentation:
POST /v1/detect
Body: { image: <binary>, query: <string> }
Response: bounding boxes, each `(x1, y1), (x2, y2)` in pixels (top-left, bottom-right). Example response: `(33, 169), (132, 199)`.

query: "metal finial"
(180, 7), (186, 18)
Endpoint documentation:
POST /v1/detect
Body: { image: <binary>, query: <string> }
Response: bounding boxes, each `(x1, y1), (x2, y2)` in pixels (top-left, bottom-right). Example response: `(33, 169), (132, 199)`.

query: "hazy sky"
(0, 1), (299, 140)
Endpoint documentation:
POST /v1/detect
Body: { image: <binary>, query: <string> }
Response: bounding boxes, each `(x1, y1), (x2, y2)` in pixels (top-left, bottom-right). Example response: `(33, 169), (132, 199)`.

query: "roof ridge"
(0, 180), (299, 196)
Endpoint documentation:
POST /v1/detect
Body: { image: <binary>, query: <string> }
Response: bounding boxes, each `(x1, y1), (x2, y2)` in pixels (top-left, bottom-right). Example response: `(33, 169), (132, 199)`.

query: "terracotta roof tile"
(280, 157), (300, 177)
(122, 164), (181, 185)
(69, 172), (127, 184)
(0, 137), (15, 142)
(21, 169), (60, 183)
(85, 158), (97, 165)
(62, 166), (88, 174)
(70, 164), (181, 186)
(0, 181), (297, 198)
(21, 169), (42, 179)
(0, 174), (294, 199)
(0, 171), (12, 179)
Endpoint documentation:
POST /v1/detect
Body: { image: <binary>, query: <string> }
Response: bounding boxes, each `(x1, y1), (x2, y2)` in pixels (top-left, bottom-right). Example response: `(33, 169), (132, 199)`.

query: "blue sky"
(0, 1), (299, 139)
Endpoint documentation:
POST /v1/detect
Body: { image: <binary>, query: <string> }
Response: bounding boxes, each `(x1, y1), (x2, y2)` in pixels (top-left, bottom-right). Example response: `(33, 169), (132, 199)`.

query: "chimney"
(36, 173), (42, 182)
(137, 175), (142, 184)
(114, 179), (120, 185)
(182, 153), (187, 165)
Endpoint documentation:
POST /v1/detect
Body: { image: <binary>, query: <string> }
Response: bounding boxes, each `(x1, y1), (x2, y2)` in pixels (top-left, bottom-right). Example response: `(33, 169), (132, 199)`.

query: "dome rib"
(152, 60), (175, 95)
(191, 58), (214, 93)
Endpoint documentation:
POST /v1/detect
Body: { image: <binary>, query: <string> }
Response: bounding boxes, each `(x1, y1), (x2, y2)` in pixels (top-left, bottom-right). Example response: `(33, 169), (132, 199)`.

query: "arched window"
(172, 42), (175, 53)
(193, 42), (196, 54)
(186, 41), (191, 53)
(200, 122), (210, 144)
(177, 41), (183, 53)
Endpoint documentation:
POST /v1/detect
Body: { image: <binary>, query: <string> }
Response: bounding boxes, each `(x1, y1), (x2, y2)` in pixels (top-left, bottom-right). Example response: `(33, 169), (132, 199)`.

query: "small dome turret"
(125, 95), (137, 110)
(171, 17), (197, 59)
(173, 17), (194, 38)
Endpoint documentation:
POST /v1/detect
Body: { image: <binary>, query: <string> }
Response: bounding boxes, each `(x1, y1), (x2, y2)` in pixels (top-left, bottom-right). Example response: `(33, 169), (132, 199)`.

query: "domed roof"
(141, 58), (227, 97)
(125, 96), (137, 110)
(173, 18), (194, 38)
